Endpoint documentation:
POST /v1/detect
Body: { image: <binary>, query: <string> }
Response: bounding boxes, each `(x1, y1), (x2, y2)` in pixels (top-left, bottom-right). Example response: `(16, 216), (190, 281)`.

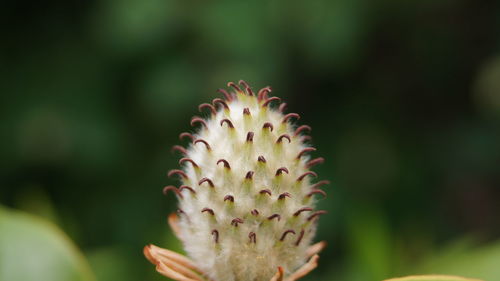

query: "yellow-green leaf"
(0, 206), (95, 281)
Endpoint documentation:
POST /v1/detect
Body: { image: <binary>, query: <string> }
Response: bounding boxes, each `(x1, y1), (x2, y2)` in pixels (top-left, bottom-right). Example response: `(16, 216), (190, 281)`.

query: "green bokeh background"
(1, 0), (500, 280)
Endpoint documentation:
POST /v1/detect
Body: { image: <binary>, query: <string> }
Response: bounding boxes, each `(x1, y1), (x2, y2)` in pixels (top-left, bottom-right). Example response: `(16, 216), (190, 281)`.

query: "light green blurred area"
(1, 0), (500, 280)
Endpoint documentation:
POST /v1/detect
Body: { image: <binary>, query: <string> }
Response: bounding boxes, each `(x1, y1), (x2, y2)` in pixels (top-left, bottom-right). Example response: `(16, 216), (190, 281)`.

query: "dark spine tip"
(278, 192), (291, 200)
(194, 139), (211, 150)
(311, 180), (330, 189)
(217, 88), (232, 101)
(245, 171), (254, 180)
(223, 195), (234, 202)
(306, 157), (325, 168)
(167, 169), (188, 179)
(227, 81), (242, 93)
(246, 132), (254, 142)
(239, 81), (254, 96)
(293, 207), (313, 216)
(213, 98), (230, 110)
(257, 87), (272, 101)
(179, 132), (195, 142)
(278, 102), (287, 113)
(297, 147), (317, 159)
(179, 158), (199, 168)
(201, 208), (215, 216)
(257, 156), (267, 163)
(294, 125), (312, 136)
(295, 230), (305, 246)
(280, 230), (296, 241)
(282, 113), (301, 123)
(267, 214), (281, 221)
(262, 97), (281, 107)
(251, 209), (260, 216)
(211, 229), (219, 243)
(190, 116), (207, 128)
(231, 218), (244, 227)
(162, 186), (182, 198)
(198, 103), (217, 116)
(217, 159), (231, 169)
(275, 167), (289, 176)
(259, 189), (272, 196)
(307, 210), (328, 221)
(179, 185), (196, 194)
(177, 209), (186, 215)
(171, 145), (187, 155)
(262, 122), (274, 132)
(307, 189), (327, 198)
(198, 177), (215, 187)
(248, 232), (257, 243)
(297, 171), (318, 182)
(220, 119), (234, 129)
(276, 134), (291, 143)
(243, 107), (251, 115)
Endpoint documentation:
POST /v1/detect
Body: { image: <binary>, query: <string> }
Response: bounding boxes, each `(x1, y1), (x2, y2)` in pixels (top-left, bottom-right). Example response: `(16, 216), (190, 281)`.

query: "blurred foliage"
(1, 0), (500, 280)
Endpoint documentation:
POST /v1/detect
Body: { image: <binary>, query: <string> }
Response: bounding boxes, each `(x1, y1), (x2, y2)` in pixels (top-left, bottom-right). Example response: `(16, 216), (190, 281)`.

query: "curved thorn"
(198, 103), (217, 116)
(211, 229), (219, 243)
(167, 169), (188, 179)
(224, 195), (234, 202)
(267, 214), (281, 221)
(259, 189), (272, 196)
(282, 113), (301, 123)
(179, 158), (199, 168)
(217, 159), (231, 169)
(198, 177), (215, 187)
(293, 207), (313, 216)
(245, 171), (254, 180)
(307, 189), (327, 198)
(162, 186), (182, 198)
(231, 218), (244, 227)
(171, 145), (187, 155)
(194, 139), (211, 150)
(278, 192), (291, 200)
(190, 116), (207, 128)
(295, 229), (305, 246)
(278, 102), (287, 113)
(238, 80), (253, 95)
(294, 125), (312, 136)
(276, 134), (291, 143)
(248, 232), (256, 243)
(258, 155), (267, 163)
(217, 88), (232, 100)
(262, 97), (281, 107)
(297, 147), (317, 159)
(257, 86), (272, 101)
(220, 118), (234, 128)
(307, 210), (328, 221)
(251, 209), (260, 216)
(213, 98), (229, 110)
(227, 81), (242, 93)
(297, 171), (318, 182)
(262, 122), (274, 132)
(311, 180), (330, 189)
(179, 185), (196, 194)
(275, 167), (289, 176)
(201, 208), (215, 216)
(243, 107), (251, 115)
(280, 230), (296, 241)
(179, 132), (195, 142)
(246, 132), (254, 142)
(306, 157), (325, 168)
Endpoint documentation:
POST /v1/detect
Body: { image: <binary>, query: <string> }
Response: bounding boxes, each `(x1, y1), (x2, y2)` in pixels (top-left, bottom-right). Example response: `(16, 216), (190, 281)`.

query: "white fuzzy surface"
(174, 91), (322, 281)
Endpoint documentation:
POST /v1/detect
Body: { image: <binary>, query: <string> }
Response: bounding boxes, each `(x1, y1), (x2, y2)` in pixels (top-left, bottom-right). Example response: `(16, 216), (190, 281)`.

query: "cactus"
(144, 81), (328, 281)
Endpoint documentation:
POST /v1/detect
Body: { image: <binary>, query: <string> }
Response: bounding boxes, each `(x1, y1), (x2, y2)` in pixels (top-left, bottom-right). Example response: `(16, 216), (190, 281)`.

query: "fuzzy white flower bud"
(145, 81), (328, 281)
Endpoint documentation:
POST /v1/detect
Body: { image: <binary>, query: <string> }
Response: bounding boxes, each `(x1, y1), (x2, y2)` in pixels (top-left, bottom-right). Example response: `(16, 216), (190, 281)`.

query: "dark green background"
(1, 0), (500, 280)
